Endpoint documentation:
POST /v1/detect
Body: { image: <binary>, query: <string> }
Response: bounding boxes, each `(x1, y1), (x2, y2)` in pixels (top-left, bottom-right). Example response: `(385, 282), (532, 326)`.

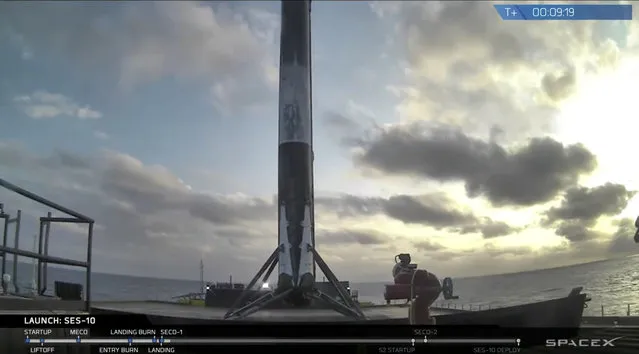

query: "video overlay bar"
(10, 314), (581, 350)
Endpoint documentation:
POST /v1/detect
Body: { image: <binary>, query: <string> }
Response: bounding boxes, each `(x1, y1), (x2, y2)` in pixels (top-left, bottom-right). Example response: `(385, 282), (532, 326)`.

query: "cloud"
(374, 1), (625, 139)
(608, 218), (638, 254)
(324, 112), (361, 133)
(545, 183), (636, 226)
(1, 139), (638, 280)
(322, 229), (387, 245)
(316, 193), (514, 238)
(460, 219), (516, 239)
(44, 150), (92, 170)
(0, 142), (417, 279)
(0, 2), (279, 113)
(353, 122), (597, 207)
(13, 91), (102, 119)
(321, 112), (373, 148)
(346, 100), (377, 120)
(542, 183), (636, 243)
(93, 131), (109, 141)
(383, 194), (475, 227)
(0, 143), (274, 256)
(2, 1), (639, 282)
(413, 239), (444, 252)
(0, 141), (28, 168)
(541, 67), (577, 103)
(554, 222), (602, 242)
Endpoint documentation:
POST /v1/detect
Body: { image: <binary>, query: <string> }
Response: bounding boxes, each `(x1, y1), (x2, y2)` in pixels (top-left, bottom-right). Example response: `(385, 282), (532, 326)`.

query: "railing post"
(628, 304), (631, 316)
(37, 221), (45, 294)
(41, 212), (52, 295)
(601, 305), (604, 317)
(86, 221), (94, 312)
(1, 213), (9, 277)
(11, 210), (21, 293)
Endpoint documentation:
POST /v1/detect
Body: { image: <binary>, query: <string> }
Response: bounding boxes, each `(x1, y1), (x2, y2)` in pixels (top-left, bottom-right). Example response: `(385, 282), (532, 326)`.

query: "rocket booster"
(277, 0), (315, 293)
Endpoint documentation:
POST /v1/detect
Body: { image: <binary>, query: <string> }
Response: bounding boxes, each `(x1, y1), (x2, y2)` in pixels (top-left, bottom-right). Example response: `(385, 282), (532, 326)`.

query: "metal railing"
(595, 303), (639, 317)
(0, 178), (94, 311)
(433, 301), (639, 317)
(432, 301), (494, 311)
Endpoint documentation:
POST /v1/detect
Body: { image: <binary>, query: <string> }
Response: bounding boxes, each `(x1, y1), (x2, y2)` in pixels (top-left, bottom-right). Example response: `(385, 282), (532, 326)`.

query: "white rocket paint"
(278, 205), (293, 277)
(278, 64), (311, 145)
(298, 205), (314, 281)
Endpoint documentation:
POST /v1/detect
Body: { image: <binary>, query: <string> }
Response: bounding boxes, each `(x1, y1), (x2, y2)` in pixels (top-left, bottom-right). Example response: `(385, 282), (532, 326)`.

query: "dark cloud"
(554, 222), (602, 242)
(460, 219), (516, 239)
(541, 67), (577, 102)
(543, 183), (636, 243)
(383, 194), (475, 227)
(354, 123), (597, 207)
(413, 240), (444, 252)
(608, 218), (638, 254)
(0, 143), (91, 171)
(0, 142), (29, 168)
(545, 183), (635, 225)
(323, 229), (387, 245)
(188, 194), (275, 226)
(315, 194), (382, 218)
(46, 150), (92, 169)
(317, 193), (514, 238)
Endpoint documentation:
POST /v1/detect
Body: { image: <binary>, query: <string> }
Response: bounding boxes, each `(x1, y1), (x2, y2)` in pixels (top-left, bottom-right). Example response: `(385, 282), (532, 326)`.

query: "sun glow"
(555, 57), (639, 219)
(557, 58), (639, 176)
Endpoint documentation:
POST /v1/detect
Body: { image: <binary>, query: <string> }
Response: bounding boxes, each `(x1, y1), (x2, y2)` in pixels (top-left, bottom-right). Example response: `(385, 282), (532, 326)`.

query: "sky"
(1, 1), (639, 283)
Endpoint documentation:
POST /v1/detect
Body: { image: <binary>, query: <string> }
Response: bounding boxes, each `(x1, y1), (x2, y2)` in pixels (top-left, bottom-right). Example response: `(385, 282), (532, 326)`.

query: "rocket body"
(277, 0), (315, 294)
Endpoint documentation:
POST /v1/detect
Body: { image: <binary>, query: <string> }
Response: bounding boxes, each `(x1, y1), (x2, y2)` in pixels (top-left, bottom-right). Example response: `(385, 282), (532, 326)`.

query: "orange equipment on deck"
(383, 254), (442, 324)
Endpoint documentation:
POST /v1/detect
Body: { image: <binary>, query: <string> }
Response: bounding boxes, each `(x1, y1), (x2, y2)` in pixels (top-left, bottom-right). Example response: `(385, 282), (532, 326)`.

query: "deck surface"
(0, 295), (86, 314)
(91, 301), (461, 322)
(0, 295), (463, 320)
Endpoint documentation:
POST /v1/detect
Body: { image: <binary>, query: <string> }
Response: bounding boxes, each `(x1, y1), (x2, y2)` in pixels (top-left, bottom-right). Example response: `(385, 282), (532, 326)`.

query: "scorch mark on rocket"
(283, 102), (302, 140)
(278, 65), (311, 144)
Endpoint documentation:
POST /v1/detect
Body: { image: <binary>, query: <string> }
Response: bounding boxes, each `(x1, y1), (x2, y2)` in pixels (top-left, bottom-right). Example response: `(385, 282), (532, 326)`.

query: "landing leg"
(226, 288), (293, 320)
(223, 245), (366, 320)
(308, 288), (362, 319)
(310, 245), (365, 318)
(224, 248), (279, 319)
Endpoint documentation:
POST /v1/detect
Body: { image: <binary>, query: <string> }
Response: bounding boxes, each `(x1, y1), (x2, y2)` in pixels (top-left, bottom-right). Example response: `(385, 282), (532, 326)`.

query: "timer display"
(494, 4), (632, 21)
(530, 7), (575, 18)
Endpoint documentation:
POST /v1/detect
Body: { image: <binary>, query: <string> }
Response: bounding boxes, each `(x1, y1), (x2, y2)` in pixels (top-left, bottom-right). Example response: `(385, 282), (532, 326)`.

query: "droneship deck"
(0, 295), (460, 323)
(0, 287), (587, 326)
(90, 301), (462, 324)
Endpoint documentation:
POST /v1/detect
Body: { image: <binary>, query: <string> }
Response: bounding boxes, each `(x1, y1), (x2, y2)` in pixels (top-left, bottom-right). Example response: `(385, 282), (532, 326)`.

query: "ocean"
(3, 256), (639, 317)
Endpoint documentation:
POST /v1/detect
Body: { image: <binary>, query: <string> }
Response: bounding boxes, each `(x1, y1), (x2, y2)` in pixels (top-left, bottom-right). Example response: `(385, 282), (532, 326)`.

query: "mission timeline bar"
(24, 337), (520, 345)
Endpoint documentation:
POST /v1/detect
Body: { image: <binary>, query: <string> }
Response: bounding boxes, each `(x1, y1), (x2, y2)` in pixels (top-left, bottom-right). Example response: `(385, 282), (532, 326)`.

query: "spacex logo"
(545, 337), (624, 347)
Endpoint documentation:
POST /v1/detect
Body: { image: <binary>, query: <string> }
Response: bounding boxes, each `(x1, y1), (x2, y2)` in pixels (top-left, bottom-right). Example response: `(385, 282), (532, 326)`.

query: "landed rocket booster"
(277, 0), (315, 293)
